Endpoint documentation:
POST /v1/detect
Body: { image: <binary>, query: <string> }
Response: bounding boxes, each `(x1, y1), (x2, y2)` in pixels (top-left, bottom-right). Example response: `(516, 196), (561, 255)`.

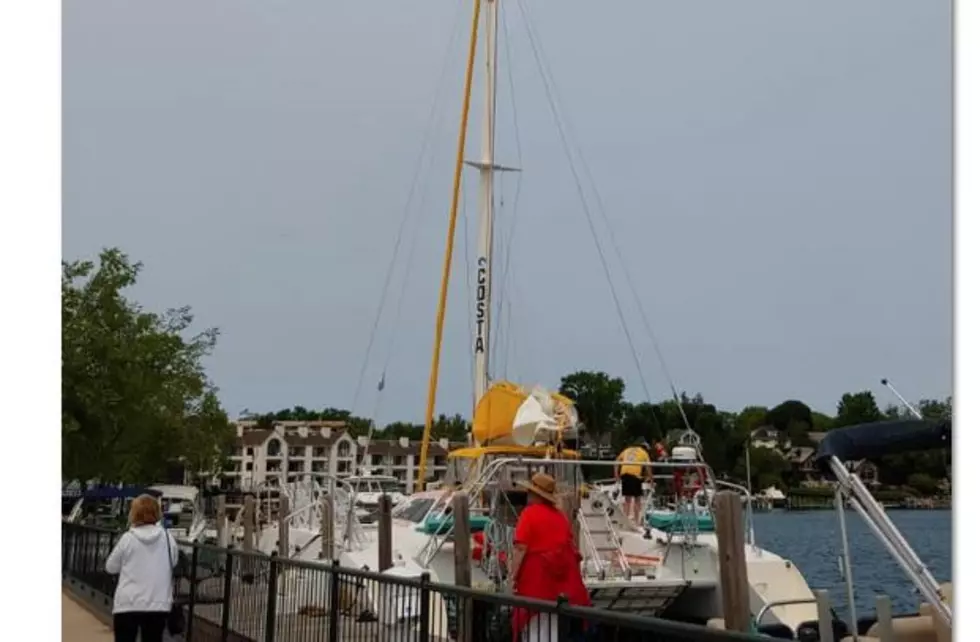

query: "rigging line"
(492, 1), (526, 362)
(514, 0), (654, 405)
(349, 0), (468, 416)
(514, 1), (691, 431)
(362, 119), (450, 466)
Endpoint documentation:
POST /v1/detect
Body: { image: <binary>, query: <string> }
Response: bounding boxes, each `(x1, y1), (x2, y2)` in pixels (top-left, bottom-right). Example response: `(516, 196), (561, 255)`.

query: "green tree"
(559, 371), (627, 437)
(62, 249), (234, 483)
(835, 391), (883, 427)
(907, 473), (939, 496)
(433, 413), (470, 441)
(766, 400), (813, 446)
(621, 402), (665, 447)
(733, 446), (790, 492)
(811, 411), (834, 433)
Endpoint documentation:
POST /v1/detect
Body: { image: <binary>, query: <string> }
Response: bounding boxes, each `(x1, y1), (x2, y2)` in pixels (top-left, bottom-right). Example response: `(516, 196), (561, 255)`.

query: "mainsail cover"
(814, 418), (951, 474)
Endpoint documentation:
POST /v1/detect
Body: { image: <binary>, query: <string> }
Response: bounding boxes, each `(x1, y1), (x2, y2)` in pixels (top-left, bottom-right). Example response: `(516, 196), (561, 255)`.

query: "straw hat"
(518, 472), (558, 504)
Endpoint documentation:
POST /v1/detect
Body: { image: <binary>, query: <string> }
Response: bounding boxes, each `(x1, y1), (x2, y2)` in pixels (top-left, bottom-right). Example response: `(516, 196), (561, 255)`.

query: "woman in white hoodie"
(105, 494), (179, 642)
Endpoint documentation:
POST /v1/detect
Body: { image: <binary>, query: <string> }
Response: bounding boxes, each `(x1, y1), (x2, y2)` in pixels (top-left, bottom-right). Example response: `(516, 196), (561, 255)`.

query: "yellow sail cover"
(471, 381), (577, 446)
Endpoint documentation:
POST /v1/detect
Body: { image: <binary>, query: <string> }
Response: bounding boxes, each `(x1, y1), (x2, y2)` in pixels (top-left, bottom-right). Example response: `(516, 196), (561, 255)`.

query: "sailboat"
(252, 0), (831, 638)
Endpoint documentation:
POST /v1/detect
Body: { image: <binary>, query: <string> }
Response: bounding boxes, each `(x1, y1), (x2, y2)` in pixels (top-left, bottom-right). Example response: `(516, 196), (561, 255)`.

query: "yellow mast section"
(416, 0), (484, 492)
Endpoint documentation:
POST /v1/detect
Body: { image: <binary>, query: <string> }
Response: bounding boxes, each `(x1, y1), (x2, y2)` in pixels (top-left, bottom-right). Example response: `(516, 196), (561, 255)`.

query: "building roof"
(786, 447), (815, 464)
(364, 440), (466, 456)
(237, 420), (347, 429)
(237, 429), (274, 447)
(283, 431), (348, 448)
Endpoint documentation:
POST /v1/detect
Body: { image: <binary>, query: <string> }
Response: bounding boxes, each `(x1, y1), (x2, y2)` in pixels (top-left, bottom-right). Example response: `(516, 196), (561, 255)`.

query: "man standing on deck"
(615, 438), (652, 525)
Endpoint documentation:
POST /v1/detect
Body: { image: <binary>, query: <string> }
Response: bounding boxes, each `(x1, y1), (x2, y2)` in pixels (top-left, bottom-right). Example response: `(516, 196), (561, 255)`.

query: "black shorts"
(621, 474), (643, 498)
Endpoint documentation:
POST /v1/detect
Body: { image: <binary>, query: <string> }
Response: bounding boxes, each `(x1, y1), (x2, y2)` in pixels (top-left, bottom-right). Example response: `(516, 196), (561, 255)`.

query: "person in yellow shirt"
(615, 439), (652, 525)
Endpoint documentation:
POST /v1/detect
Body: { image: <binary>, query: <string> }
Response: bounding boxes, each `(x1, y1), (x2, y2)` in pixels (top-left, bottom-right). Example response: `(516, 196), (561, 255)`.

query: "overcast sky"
(63, 1), (952, 425)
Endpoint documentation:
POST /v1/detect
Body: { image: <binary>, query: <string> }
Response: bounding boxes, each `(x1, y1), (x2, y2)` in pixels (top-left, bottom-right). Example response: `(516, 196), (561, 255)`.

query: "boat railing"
(250, 472), (367, 554)
(575, 510), (606, 577)
(582, 459), (758, 544)
(754, 597), (819, 628)
(417, 455), (753, 569)
(416, 457), (514, 566)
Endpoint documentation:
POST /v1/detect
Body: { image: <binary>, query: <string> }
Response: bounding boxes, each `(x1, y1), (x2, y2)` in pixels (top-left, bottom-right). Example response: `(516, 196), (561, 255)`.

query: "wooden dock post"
(378, 494), (393, 571)
(452, 491), (472, 587)
(452, 491), (472, 642)
(278, 495), (290, 558)
(558, 491), (581, 544)
(320, 495), (334, 560)
(243, 495), (256, 552)
(714, 490), (750, 633)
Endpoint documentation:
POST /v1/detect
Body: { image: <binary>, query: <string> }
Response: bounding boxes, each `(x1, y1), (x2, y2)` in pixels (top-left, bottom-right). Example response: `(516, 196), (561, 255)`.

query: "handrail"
(754, 597), (818, 627)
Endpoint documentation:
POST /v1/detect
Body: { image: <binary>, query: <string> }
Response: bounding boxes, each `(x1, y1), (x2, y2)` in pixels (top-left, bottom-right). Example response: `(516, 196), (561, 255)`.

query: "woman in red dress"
(509, 472), (591, 642)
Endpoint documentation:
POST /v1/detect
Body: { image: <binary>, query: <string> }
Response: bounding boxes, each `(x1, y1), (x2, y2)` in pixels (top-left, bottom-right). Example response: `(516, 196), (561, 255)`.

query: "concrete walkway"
(62, 590), (113, 642)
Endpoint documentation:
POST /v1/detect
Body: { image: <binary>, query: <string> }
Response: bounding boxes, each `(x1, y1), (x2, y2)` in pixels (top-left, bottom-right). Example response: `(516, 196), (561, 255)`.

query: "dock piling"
(714, 490), (750, 632)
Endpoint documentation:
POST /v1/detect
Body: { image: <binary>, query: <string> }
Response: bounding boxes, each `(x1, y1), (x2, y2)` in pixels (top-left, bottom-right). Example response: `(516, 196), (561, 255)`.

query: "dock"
(62, 590), (112, 642)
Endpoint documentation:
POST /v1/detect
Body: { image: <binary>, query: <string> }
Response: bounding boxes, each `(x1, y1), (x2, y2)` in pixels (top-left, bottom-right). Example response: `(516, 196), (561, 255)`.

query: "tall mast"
(467, 0), (518, 404)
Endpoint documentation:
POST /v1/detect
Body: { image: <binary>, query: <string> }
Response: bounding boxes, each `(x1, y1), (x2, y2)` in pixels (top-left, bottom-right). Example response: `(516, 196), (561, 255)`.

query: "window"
(311, 461), (326, 473)
(267, 461), (282, 472)
(288, 446), (306, 458)
(288, 460), (305, 473)
(859, 464), (877, 484)
(267, 439), (282, 458)
(393, 456), (405, 467)
(371, 454), (384, 466)
(246, 447), (254, 456)
(392, 498), (436, 523)
(313, 447), (326, 458)
(337, 441), (351, 458)
(246, 462), (253, 471)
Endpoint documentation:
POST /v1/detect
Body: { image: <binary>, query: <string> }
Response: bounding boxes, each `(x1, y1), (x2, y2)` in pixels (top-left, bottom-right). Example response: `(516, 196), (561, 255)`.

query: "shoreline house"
(787, 436), (880, 488)
(750, 427), (791, 451)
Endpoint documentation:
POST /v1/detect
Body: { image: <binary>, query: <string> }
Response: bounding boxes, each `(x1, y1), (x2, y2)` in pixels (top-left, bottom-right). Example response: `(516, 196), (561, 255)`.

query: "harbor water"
(752, 509), (952, 617)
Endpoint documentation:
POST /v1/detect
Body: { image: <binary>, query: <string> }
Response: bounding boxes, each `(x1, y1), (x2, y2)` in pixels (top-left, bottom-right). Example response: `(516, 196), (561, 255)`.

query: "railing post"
(220, 546), (234, 642)
(69, 525), (82, 579)
(83, 527), (93, 579)
(264, 553), (279, 642)
(327, 559), (341, 642)
(186, 545), (200, 642)
(62, 526), (69, 575)
(556, 594), (570, 642)
(418, 572), (431, 642)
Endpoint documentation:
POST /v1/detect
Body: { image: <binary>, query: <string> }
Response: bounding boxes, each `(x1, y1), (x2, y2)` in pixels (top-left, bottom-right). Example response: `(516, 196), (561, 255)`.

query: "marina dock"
(62, 591), (112, 642)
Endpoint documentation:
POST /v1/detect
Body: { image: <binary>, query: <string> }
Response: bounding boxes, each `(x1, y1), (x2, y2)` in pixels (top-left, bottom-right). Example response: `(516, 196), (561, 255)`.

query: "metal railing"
(63, 522), (767, 642)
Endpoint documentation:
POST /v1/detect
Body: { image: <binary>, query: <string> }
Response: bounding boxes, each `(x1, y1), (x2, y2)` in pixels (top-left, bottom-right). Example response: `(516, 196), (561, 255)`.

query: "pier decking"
(62, 590), (112, 642)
